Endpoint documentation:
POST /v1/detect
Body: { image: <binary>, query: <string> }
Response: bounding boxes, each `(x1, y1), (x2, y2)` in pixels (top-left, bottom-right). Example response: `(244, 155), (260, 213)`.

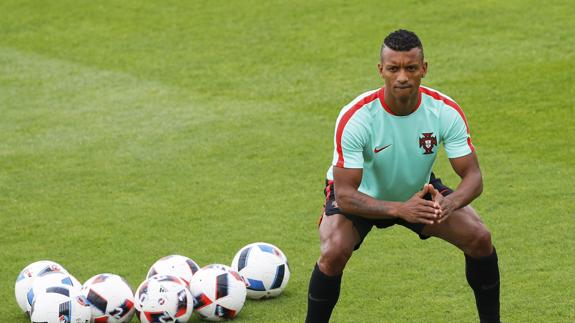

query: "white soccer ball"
(29, 283), (91, 323)
(147, 255), (200, 287)
(189, 264), (247, 321)
(81, 273), (135, 323)
(26, 271), (82, 314)
(231, 242), (290, 299)
(14, 260), (68, 314)
(134, 274), (193, 323)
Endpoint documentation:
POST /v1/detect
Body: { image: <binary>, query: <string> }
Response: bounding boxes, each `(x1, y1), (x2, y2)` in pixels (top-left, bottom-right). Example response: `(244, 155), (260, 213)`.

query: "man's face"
(378, 47), (427, 99)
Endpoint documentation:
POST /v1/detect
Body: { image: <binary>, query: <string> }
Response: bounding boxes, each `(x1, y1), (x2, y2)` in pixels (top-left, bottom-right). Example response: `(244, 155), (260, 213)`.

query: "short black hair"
(381, 29), (424, 59)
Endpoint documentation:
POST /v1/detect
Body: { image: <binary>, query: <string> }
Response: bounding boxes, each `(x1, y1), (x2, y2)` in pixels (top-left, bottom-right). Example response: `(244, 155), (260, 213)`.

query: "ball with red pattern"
(146, 255), (200, 287)
(189, 264), (247, 321)
(134, 275), (193, 323)
(81, 273), (135, 323)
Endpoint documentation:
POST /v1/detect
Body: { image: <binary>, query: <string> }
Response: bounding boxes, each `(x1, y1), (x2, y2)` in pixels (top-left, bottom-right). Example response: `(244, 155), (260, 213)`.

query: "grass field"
(1, 0), (574, 322)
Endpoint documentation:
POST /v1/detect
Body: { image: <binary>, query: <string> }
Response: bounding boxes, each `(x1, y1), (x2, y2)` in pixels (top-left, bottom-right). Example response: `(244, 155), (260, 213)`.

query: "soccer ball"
(29, 283), (91, 323)
(26, 271), (82, 314)
(81, 273), (135, 323)
(189, 264), (247, 321)
(231, 242), (290, 299)
(147, 255), (200, 286)
(134, 274), (193, 323)
(15, 260), (68, 314)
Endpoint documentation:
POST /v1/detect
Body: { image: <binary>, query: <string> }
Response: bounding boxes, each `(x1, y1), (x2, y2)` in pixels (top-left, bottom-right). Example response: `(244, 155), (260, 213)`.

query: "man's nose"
(397, 69), (408, 83)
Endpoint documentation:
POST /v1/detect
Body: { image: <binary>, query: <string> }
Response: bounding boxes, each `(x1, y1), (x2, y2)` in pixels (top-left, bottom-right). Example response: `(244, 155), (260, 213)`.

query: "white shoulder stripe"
(420, 85), (457, 102)
(336, 88), (379, 123)
(344, 88), (379, 110)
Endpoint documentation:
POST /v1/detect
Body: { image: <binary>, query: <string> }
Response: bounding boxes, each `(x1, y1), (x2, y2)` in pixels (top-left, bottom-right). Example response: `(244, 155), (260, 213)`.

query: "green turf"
(1, 0), (574, 322)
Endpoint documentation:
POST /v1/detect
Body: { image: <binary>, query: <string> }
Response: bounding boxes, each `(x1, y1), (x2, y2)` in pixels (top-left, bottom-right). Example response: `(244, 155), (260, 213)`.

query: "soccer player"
(305, 29), (501, 323)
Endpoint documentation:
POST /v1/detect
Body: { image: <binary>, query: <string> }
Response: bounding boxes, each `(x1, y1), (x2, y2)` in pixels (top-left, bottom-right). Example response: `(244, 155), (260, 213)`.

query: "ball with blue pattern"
(231, 242), (290, 299)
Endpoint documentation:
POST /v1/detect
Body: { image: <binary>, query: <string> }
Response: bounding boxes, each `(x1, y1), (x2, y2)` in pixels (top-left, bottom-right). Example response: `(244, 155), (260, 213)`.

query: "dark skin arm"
(333, 167), (441, 225)
(333, 152), (482, 224)
(434, 152), (483, 222)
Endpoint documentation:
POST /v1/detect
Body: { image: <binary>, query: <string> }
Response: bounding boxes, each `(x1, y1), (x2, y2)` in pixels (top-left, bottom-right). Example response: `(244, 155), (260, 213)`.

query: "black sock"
(305, 263), (342, 323)
(465, 247), (500, 323)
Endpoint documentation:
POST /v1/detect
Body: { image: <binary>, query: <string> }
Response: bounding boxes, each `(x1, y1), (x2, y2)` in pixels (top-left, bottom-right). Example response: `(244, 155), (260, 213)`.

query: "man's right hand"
(397, 184), (442, 224)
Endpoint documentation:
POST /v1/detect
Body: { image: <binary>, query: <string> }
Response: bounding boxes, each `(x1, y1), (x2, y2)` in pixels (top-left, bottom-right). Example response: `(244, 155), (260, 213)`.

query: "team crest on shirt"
(419, 132), (437, 154)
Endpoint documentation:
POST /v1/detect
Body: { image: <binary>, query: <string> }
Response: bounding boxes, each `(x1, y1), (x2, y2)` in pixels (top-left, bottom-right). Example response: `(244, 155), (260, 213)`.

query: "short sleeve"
(332, 112), (369, 168)
(442, 108), (474, 158)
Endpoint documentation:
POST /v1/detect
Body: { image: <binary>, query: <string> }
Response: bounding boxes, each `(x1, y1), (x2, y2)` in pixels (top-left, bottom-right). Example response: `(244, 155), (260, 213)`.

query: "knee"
(466, 227), (493, 258)
(318, 241), (353, 276)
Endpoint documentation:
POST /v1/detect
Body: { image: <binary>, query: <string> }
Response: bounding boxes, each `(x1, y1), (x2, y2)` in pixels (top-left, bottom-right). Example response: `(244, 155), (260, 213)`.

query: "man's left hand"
(431, 188), (458, 223)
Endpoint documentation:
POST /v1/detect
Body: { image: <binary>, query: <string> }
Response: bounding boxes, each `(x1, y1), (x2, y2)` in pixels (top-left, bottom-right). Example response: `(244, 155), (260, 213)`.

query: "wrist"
(444, 195), (462, 209)
(386, 202), (403, 219)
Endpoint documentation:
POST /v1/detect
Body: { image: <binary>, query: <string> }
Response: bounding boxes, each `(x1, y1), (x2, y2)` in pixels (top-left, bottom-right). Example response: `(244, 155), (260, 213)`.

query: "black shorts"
(321, 173), (453, 250)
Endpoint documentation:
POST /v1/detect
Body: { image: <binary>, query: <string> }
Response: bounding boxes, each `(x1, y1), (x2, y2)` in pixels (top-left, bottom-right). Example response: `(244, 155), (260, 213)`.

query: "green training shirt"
(326, 86), (474, 202)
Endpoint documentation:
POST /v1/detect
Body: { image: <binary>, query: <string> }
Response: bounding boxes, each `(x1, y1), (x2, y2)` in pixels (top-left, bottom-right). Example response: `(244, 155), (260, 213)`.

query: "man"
(305, 29), (500, 323)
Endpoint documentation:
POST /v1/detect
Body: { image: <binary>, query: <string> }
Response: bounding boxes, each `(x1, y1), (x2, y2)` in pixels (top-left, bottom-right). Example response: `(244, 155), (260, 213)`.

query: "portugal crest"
(419, 132), (437, 154)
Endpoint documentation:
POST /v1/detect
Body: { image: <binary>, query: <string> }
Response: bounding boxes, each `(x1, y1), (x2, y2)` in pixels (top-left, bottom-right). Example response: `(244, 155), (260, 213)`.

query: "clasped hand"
(399, 184), (455, 225)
